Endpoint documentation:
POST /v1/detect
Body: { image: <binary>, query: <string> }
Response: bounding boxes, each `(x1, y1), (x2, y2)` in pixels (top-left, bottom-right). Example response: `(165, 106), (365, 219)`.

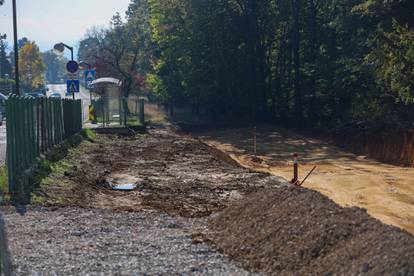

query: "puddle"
(108, 173), (141, 191)
(112, 183), (137, 191)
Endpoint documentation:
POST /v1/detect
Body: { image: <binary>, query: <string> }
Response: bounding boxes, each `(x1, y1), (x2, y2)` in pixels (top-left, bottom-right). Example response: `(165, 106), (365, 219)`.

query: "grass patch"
(0, 166), (8, 195)
(83, 128), (97, 140)
(8, 129), (98, 205)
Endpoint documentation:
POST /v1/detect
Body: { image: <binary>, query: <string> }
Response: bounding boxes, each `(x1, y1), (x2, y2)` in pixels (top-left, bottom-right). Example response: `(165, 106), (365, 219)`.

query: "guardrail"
(5, 95), (82, 204)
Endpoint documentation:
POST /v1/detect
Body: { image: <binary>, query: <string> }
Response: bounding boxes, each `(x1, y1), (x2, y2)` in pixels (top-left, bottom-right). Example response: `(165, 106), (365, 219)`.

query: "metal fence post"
(139, 99), (145, 125)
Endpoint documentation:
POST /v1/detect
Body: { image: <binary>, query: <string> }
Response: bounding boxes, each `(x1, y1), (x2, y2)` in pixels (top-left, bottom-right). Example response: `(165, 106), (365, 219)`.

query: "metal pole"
(292, 153), (299, 184)
(12, 0), (20, 95)
(68, 48), (75, 100)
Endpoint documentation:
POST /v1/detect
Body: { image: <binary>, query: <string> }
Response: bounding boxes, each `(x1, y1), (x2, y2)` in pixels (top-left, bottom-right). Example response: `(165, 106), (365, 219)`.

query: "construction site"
(1, 104), (413, 275)
(1, 0), (414, 274)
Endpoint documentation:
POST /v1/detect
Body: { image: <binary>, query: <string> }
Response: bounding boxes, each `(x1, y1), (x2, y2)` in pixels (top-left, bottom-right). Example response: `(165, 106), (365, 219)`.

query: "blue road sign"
(66, 60), (79, 73)
(67, 80), (80, 93)
(85, 70), (96, 82)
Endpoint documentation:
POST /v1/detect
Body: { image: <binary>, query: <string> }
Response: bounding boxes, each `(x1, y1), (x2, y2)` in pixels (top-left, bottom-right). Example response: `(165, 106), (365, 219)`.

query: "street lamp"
(12, 0), (20, 95)
(54, 42), (76, 100)
(53, 42), (74, 61)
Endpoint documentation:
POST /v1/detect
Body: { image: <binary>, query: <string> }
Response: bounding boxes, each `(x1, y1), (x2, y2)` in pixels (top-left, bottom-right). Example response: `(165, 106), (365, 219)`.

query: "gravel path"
(2, 207), (254, 275)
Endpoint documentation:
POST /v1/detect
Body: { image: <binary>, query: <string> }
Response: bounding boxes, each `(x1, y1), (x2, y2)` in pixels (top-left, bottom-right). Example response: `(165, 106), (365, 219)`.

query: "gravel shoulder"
(2, 206), (254, 275)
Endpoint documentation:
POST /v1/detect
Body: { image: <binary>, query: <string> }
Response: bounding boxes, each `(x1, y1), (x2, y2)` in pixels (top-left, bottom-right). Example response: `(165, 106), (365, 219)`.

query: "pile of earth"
(206, 186), (414, 275)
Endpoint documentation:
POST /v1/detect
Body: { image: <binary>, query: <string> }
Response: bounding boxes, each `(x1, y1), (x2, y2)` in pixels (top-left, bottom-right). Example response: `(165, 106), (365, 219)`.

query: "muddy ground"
(194, 125), (414, 234)
(35, 126), (286, 217)
(7, 125), (414, 275)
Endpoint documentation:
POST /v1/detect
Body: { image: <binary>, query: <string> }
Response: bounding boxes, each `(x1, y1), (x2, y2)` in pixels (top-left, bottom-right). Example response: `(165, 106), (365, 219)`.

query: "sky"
(0, 0), (131, 54)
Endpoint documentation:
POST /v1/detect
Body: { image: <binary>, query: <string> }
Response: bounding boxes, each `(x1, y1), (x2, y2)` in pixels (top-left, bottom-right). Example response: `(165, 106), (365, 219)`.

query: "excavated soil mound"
(207, 187), (414, 275)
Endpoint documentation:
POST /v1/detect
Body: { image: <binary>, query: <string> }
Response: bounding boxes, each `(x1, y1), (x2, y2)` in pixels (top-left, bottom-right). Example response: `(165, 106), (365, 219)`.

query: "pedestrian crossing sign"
(85, 70), (96, 82)
(67, 80), (80, 93)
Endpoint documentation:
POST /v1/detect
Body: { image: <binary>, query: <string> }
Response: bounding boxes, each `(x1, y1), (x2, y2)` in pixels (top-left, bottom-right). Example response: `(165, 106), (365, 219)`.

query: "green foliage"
(0, 39), (12, 78)
(367, 21), (414, 104)
(0, 78), (14, 85)
(89, 0), (414, 127)
(81, 128), (97, 141)
(0, 166), (8, 195)
(30, 130), (95, 205)
(78, 1), (152, 98)
(43, 50), (67, 84)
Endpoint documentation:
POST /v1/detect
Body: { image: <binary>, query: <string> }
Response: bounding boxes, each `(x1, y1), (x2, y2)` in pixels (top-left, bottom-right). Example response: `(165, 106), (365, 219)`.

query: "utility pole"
(12, 0), (20, 95)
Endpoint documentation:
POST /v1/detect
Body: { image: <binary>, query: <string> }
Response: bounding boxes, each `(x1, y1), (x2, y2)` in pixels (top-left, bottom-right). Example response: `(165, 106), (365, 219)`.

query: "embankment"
(332, 126), (414, 167)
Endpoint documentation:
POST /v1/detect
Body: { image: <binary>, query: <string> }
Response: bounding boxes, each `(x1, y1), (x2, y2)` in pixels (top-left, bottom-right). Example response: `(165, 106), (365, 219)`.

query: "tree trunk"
(292, 0), (302, 122)
(308, 0), (317, 124)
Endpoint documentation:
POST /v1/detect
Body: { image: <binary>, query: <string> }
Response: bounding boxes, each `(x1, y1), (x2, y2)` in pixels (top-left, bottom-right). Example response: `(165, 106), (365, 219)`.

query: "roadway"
(0, 84), (91, 165)
(47, 84), (91, 122)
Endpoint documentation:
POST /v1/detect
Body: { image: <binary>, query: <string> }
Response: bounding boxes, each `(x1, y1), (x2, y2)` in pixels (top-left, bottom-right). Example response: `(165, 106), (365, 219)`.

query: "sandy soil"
(194, 125), (414, 234)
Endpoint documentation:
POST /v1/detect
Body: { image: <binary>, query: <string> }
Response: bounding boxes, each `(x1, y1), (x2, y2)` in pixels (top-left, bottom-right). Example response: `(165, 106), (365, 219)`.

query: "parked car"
(26, 92), (45, 98)
(50, 92), (62, 98)
(0, 92), (7, 120)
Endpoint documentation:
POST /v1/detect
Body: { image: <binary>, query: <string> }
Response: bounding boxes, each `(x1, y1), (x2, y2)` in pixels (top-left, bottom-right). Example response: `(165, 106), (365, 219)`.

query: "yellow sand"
(197, 125), (414, 234)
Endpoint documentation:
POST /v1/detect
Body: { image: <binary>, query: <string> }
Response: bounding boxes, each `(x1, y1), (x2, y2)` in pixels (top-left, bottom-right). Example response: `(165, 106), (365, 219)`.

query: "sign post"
(66, 60), (79, 100)
(84, 69), (96, 123)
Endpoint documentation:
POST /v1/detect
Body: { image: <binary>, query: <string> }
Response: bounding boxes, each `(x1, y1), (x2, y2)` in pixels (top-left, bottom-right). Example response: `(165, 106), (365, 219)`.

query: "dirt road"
(195, 125), (414, 234)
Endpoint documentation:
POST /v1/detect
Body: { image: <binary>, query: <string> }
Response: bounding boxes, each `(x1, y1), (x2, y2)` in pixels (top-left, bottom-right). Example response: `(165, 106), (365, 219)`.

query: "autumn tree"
(19, 42), (46, 91)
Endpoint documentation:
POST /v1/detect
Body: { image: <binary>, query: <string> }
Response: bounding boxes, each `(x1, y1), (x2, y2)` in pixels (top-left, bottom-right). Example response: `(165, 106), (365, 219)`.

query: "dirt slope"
(195, 125), (414, 234)
(207, 187), (414, 276)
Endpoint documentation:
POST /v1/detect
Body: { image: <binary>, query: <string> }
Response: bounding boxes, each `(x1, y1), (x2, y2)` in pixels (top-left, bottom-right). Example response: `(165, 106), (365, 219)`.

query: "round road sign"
(66, 60), (79, 74)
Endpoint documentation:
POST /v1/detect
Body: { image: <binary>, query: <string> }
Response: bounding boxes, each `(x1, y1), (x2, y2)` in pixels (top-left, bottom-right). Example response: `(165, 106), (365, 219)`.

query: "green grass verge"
(0, 166), (8, 195)
(1, 129), (97, 204)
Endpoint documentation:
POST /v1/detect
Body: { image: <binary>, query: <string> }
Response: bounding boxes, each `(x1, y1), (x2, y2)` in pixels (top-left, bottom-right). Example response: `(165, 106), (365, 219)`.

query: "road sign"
(86, 80), (93, 89)
(66, 60), (79, 74)
(67, 80), (80, 93)
(85, 70), (96, 82)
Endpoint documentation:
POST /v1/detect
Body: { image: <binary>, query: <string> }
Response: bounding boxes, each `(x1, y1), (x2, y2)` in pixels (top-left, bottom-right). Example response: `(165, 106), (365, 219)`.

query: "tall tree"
(19, 42), (46, 91)
(43, 50), (66, 84)
(0, 39), (12, 78)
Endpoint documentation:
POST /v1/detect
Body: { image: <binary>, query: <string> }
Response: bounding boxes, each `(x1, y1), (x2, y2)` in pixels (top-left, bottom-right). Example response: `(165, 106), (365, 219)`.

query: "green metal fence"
(5, 95), (83, 203)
